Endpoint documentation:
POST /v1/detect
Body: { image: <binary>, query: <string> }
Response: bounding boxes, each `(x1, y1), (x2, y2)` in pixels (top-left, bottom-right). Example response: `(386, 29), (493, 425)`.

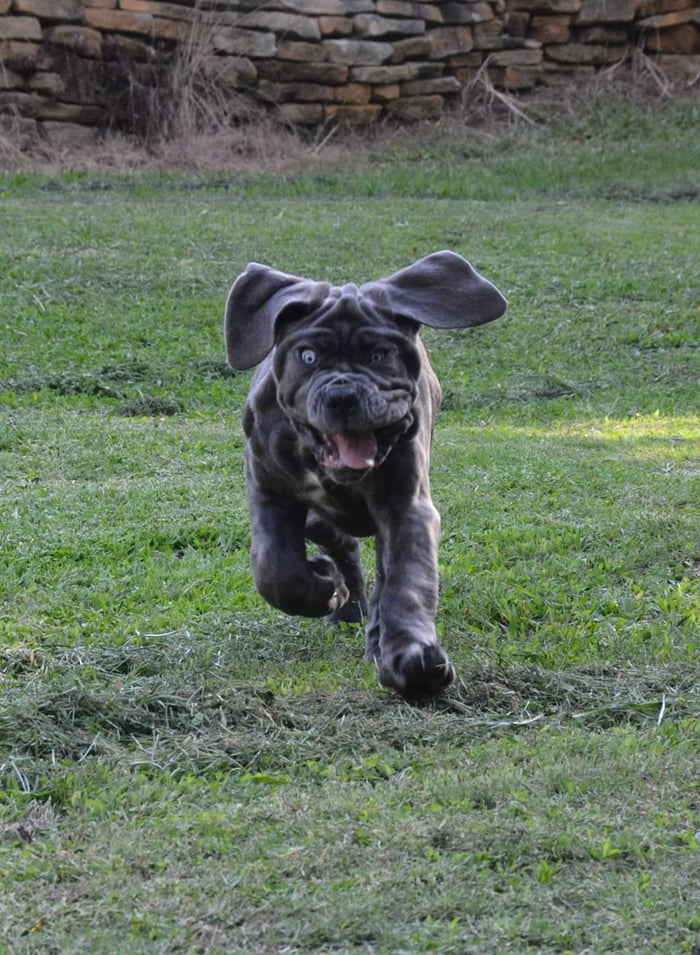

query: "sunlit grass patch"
(435, 411), (699, 669)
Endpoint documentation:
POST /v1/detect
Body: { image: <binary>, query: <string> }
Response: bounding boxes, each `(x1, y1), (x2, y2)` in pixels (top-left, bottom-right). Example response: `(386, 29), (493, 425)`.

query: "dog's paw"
(327, 586), (350, 614)
(326, 597), (368, 625)
(378, 642), (455, 699)
(308, 554), (349, 615)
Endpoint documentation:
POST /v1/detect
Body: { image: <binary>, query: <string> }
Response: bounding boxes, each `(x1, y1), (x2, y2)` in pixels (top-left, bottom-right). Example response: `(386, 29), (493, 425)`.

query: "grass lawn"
(1, 87), (699, 953)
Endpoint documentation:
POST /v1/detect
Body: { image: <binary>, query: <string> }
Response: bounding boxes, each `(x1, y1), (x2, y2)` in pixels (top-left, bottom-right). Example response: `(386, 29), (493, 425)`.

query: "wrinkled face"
(273, 293), (421, 481)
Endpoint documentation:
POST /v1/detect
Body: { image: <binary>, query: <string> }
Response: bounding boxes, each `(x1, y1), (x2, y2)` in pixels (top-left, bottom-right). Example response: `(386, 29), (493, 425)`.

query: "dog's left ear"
(361, 250), (507, 329)
(225, 263), (330, 370)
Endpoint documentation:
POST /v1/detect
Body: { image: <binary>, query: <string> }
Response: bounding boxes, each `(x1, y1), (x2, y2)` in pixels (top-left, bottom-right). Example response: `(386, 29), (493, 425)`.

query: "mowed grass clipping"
(1, 89), (699, 953)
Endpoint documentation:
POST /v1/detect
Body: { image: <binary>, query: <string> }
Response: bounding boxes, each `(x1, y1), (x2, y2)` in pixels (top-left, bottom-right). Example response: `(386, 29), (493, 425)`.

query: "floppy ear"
(360, 250), (506, 329)
(225, 263), (330, 370)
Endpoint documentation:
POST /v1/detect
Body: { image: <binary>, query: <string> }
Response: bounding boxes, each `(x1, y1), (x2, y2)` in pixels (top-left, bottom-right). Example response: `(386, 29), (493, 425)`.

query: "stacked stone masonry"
(1, 0), (698, 143)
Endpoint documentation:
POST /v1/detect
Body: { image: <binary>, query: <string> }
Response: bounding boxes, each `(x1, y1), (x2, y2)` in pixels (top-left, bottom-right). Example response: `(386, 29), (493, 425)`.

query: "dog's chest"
(301, 470), (376, 537)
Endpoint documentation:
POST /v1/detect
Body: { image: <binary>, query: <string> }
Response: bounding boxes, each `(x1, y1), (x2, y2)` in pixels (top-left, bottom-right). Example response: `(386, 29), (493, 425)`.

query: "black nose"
(325, 384), (359, 412)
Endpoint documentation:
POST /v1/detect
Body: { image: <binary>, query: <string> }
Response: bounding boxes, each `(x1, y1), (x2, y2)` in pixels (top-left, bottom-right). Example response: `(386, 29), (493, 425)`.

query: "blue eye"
(370, 349), (386, 364)
(299, 348), (316, 365)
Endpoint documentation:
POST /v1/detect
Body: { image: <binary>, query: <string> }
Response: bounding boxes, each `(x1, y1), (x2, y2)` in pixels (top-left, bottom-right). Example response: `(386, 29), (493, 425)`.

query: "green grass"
(1, 89), (699, 953)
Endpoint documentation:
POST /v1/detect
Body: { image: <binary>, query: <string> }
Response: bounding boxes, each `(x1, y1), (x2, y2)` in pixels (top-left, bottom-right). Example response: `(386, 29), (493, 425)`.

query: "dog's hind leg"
(305, 513), (369, 624)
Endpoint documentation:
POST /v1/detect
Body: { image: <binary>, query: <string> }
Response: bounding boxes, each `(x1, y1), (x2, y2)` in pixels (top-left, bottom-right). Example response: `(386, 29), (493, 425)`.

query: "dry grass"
(0, 31), (695, 175)
(459, 49), (697, 128)
(0, 0), (322, 174)
(0, 799), (59, 844)
(2, 634), (698, 789)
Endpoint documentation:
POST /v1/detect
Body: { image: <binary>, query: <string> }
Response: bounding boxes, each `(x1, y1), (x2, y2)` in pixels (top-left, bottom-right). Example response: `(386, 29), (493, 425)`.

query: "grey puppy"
(225, 251), (506, 698)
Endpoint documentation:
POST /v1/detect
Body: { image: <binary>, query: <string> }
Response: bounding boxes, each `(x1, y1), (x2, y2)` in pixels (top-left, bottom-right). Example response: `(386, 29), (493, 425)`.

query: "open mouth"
(320, 431), (378, 471)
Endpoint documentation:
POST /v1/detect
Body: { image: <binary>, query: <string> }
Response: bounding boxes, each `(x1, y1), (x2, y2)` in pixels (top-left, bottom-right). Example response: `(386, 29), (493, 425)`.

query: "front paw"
(379, 642), (455, 699)
(326, 597), (368, 625)
(308, 554), (349, 615)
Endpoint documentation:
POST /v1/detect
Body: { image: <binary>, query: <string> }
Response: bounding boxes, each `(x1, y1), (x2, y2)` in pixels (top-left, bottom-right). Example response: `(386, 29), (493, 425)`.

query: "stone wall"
(1, 0), (698, 145)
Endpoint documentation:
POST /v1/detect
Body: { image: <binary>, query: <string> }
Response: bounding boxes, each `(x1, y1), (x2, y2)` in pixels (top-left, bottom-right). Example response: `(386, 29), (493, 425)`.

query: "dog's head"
(225, 251), (506, 478)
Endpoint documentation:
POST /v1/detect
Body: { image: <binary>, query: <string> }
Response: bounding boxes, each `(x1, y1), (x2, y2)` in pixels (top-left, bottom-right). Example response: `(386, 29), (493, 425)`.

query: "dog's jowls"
(225, 251), (506, 699)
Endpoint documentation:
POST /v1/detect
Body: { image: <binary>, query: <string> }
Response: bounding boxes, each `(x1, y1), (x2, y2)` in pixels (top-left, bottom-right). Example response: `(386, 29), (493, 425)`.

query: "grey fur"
(225, 251), (506, 698)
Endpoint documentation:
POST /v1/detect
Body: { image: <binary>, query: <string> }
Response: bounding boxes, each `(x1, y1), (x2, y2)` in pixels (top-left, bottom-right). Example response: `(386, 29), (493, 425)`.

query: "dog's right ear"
(225, 263), (330, 370)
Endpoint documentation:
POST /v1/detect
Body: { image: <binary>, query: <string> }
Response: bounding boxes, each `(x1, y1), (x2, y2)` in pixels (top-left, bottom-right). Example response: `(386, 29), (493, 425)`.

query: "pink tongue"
(332, 431), (377, 470)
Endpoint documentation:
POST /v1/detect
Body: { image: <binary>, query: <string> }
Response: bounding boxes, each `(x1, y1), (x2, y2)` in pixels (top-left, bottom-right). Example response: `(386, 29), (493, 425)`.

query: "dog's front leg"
(248, 485), (349, 617)
(373, 497), (455, 698)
